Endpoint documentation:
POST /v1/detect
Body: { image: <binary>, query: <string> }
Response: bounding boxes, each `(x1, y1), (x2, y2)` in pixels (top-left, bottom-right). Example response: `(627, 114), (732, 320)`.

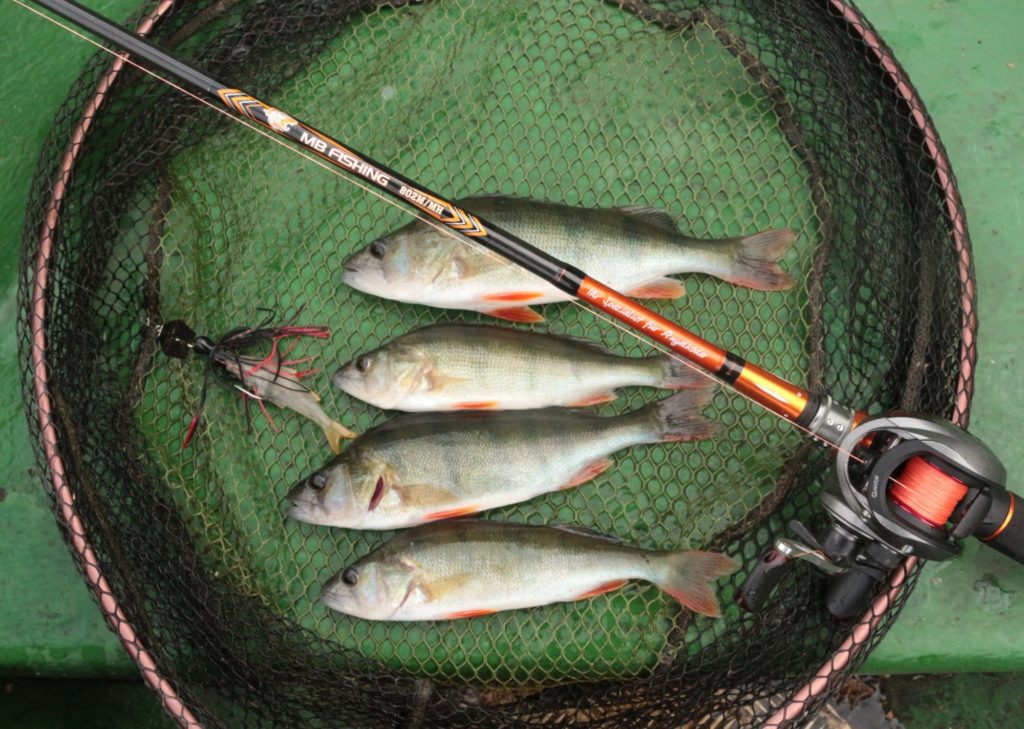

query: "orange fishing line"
(890, 456), (968, 527)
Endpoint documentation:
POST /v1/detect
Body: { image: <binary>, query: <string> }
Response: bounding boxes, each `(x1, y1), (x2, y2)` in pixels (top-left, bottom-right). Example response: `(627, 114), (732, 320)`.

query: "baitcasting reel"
(739, 414), (1019, 618)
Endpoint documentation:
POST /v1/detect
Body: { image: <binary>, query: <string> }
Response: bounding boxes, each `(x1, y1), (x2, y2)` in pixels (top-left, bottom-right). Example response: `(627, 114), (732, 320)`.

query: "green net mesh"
(20, 0), (974, 726)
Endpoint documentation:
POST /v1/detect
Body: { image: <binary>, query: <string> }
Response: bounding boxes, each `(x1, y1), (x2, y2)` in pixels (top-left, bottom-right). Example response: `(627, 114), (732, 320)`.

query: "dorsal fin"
(616, 206), (678, 232)
(550, 523), (624, 543)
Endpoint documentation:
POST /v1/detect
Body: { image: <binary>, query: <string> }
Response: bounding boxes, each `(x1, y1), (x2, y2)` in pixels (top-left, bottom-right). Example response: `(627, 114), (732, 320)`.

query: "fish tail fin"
(724, 228), (797, 291)
(324, 419), (357, 454)
(656, 356), (706, 390)
(656, 550), (738, 617)
(626, 387), (716, 443)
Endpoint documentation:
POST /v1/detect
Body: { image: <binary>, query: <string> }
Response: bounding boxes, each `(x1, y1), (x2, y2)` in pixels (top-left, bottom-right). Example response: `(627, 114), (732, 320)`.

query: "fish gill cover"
(19, 0), (971, 726)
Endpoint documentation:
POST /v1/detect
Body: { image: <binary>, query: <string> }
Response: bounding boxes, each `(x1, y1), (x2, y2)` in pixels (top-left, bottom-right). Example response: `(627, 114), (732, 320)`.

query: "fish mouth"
(318, 583), (342, 611)
(340, 265), (361, 287)
(319, 579), (355, 612)
(319, 582), (391, 620)
(285, 480), (321, 519)
(286, 496), (315, 509)
(331, 368), (350, 390)
(286, 498), (322, 524)
(286, 478), (309, 502)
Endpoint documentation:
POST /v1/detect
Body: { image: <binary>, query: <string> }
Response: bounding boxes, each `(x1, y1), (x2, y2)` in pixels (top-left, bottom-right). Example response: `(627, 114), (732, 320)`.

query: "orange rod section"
(730, 365), (811, 423)
(578, 278), (811, 421)
(577, 278), (727, 370)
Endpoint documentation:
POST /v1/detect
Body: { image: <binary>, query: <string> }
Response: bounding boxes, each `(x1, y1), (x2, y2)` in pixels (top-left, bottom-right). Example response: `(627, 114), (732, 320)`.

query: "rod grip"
(825, 569), (881, 619)
(976, 490), (1024, 564)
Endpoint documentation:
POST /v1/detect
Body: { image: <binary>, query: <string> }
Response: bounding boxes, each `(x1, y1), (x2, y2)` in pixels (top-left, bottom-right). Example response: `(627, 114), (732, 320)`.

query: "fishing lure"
(159, 316), (356, 452)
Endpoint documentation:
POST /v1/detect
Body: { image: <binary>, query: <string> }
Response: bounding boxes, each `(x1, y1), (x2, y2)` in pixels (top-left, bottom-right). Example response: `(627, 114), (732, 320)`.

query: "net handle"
(764, 1), (976, 724)
(27, 1), (201, 726)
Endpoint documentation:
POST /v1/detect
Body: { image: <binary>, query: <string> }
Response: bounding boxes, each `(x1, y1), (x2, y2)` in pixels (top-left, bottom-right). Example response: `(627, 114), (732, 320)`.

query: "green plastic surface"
(0, 0), (146, 677)
(860, 0), (1024, 674)
(0, 679), (172, 728)
(0, 0), (1020, 685)
(885, 673), (1024, 728)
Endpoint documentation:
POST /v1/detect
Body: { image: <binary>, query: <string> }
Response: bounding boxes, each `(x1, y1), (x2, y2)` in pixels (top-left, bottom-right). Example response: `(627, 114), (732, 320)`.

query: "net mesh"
(18, 0), (974, 726)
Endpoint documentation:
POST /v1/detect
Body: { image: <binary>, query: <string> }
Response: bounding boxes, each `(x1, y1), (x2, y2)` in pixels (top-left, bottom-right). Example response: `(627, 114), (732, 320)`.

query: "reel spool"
(740, 414), (1018, 618)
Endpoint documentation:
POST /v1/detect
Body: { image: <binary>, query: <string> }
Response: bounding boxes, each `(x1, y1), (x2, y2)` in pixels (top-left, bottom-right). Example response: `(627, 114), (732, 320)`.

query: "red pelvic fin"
(485, 306), (544, 323)
(444, 608), (496, 620)
(625, 277), (686, 299)
(567, 392), (616, 407)
(560, 457), (614, 490)
(576, 579), (627, 600)
(483, 291), (544, 302)
(452, 401), (500, 410)
(424, 505), (480, 521)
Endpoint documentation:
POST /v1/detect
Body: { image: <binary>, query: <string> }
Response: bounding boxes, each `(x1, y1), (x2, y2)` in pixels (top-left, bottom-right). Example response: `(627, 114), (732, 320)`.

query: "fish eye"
(341, 567), (359, 586)
(309, 472), (327, 491)
(356, 355), (372, 373)
(369, 240), (388, 259)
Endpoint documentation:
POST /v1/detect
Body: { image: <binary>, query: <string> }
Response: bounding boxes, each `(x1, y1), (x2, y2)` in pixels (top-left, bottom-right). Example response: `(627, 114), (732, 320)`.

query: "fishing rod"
(26, 0), (1022, 617)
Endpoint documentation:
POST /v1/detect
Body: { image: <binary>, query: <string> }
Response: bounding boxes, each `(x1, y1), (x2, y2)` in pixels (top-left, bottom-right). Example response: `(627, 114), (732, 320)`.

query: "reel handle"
(976, 489), (1024, 564)
(825, 569), (880, 620)
(736, 548), (792, 612)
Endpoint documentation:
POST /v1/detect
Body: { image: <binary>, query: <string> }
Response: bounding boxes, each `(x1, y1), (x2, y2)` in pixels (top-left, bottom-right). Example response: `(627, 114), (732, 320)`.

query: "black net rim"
(763, 3), (976, 723)
(20, 1), (976, 727)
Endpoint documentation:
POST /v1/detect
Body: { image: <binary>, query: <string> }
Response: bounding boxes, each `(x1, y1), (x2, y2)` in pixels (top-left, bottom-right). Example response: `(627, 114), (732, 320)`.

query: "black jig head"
(157, 314), (330, 448)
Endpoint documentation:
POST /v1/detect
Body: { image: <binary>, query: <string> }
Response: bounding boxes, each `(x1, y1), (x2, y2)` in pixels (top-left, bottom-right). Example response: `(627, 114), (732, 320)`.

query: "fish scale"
(320, 520), (738, 621)
(334, 323), (704, 411)
(341, 195), (796, 322)
(288, 388), (715, 529)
